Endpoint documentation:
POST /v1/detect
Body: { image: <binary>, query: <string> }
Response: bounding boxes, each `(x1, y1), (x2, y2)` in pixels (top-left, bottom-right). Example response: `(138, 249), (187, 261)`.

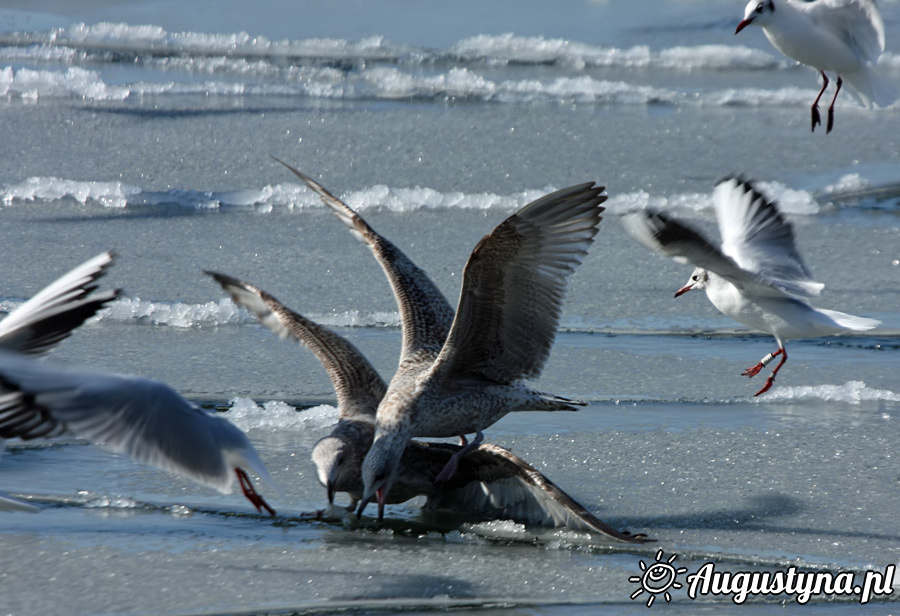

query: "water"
(0, 0), (899, 614)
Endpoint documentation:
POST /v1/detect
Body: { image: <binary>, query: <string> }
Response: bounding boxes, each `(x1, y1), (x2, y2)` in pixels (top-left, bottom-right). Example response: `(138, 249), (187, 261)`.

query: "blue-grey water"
(1, 1), (899, 614)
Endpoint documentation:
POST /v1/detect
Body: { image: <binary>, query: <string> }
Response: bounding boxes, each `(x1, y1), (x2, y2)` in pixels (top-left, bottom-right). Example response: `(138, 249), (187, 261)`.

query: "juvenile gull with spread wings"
(209, 272), (646, 541)
(307, 173), (608, 518)
(623, 176), (879, 396)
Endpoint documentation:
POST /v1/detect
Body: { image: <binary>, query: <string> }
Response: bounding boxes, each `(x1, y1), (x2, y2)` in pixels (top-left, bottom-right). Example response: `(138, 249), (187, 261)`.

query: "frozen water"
(0, 0), (899, 614)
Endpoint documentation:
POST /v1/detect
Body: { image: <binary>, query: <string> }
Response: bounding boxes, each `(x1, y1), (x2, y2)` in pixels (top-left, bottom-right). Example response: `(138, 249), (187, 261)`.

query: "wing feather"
(206, 271), (385, 420)
(0, 352), (279, 496)
(423, 443), (648, 542)
(434, 183), (606, 384)
(803, 0), (885, 63)
(0, 251), (119, 356)
(273, 158), (455, 365)
(714, 177), (823, 297)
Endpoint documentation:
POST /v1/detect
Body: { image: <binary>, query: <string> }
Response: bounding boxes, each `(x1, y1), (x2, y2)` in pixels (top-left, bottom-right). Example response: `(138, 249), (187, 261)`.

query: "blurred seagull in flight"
(622, 176), (880, 396)
(0, 250), (119, 512)
(736, 0), (896, 133)
(0, 351), (282, 516)
(0, 252), (280, 516)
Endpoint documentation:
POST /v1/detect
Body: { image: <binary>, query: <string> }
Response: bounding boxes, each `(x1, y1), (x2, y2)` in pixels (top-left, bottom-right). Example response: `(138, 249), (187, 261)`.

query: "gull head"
(736, 0), (775, 34)
(356, 432), (404, 522)
(675, 267), (709, 297)
(312, 435), (359, 505)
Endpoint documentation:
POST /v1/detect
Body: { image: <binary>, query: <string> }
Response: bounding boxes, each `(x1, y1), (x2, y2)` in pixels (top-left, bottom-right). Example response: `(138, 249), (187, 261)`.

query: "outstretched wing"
(433, 183), (605, 384)
(714, 177), (822, 297)
(420, 442), (649, 542)
(623, 208), (804, 299)
(0, 251), (119, 356)
(273, 157), (454, 365)
(803, 0), (885, 64)
(206, 271), (385, 420)
(0, 352), (279, 496)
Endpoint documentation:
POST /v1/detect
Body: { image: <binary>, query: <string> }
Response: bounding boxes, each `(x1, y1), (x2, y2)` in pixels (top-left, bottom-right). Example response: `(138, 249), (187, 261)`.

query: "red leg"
(435, 431), (484, 483)
(811, 72), (829, 132)
(826, 76), (842, 134)
(743, 348), (783, 378)
(754, 347), (788, 397)
(235, 468), (276, 517)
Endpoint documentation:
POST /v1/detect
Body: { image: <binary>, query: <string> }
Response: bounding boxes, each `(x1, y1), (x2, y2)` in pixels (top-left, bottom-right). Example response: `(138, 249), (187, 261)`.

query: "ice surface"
(226, 397), (337, 432)
(0, 0), (898, 613)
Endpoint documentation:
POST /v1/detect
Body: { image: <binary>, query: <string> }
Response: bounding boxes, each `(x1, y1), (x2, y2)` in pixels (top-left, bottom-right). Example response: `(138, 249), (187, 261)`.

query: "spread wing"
(714, 176), (823, 297)
(623, 208), (796, 298)
(273, 157), (455, 365)
(433, 183), (606, 384)
(419, 442), (649, 542)
(802, 0), (885, 63)
(0, 352), (279, 496)
(206, 272), (385, 421)
(0, 251), (119, 356)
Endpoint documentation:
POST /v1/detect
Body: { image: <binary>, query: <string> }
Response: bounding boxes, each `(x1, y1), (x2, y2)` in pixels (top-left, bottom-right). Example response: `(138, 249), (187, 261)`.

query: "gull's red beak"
(674, 283), (694, 298)
(735, 18), (753, 35)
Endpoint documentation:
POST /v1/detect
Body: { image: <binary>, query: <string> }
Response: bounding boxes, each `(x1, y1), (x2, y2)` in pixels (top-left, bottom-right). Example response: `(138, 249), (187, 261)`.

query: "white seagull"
(208, 271), (647, 541)
(622, 176), (880, 396)
(736, 0), (896, 133)
(0, 351), (282, 515)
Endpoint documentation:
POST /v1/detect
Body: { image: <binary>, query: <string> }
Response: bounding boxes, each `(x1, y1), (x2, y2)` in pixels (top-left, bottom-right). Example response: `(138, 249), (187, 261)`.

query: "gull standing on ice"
(0, 250), (119, 512)
(207, 272), (646, 541)
(306, 173), (606, 518)
(623, 176), (880, 396)
(735, 0), (896, 133)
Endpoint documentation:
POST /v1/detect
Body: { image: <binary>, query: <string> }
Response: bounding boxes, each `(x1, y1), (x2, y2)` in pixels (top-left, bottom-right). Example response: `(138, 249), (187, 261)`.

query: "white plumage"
(623, 176), (880, 396)
(736, 0), (896, 132)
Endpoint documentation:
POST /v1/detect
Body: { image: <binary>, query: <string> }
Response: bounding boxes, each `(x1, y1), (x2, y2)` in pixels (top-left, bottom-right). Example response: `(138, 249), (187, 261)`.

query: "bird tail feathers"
(817, 309), (880, 332)
(844, 65), (897, 109)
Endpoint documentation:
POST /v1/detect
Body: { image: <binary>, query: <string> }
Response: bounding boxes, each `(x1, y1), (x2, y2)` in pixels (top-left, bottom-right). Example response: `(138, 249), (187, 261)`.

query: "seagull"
(0, 250), (119, 512)
(736, 0), (896, 133)
(0, 351), (282, 516)
(622, 176), (880, 396)
(309, 175), (605, 518)
(208, 272), (647, 541)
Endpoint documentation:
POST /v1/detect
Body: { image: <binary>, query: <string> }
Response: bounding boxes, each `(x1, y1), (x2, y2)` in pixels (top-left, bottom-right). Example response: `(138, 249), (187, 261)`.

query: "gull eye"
(691, 275), (700, 282)
(756, 3), (765, 12)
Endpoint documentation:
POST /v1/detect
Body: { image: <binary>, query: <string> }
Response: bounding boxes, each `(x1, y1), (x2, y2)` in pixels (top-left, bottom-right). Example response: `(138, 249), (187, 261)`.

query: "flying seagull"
(622, 176), (880, 395)
(736, 0), (896, 133)
(0, 250), (119, 512)
(0, 351), (281, 515)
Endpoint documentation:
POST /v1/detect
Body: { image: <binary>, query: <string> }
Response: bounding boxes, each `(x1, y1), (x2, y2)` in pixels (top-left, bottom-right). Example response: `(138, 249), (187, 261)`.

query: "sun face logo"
(629, 549), (688, 607)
